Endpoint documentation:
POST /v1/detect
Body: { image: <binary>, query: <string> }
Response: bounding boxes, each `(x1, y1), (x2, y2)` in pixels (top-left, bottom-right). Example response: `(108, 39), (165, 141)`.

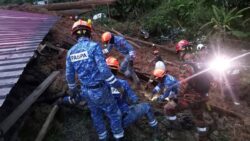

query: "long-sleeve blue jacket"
(152, 74), (179, 99)
(103, 35), (135, 57)
(66, 37), (119, 89)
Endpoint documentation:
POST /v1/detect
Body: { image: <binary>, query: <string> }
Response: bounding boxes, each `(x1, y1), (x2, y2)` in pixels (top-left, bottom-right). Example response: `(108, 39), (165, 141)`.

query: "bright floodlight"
(209, 56), (231, 72)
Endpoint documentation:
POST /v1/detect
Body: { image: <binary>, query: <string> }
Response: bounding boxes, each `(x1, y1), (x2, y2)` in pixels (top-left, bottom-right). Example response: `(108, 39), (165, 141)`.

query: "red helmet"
(106, 56), (120, 70)
(176, 40), (190, 52)
(71, 19), (92, 35)
(102, 32), (112, 43)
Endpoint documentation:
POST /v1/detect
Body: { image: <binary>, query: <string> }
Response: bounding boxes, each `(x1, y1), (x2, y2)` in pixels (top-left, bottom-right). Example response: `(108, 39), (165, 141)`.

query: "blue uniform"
(111, 79), (158, 128)
(103, 36), (135, 76)
(152, 74), (179, 101)
(66, 37), (124, 140)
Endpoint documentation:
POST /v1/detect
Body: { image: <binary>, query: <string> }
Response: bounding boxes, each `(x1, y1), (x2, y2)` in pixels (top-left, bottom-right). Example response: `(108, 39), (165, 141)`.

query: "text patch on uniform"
(70, 51), (89, 62)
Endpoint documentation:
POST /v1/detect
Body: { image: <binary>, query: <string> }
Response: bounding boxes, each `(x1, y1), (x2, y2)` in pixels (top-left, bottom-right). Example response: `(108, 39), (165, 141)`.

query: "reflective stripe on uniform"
(149, 119), (158, 127)
(68, 83), (76, 89)
(98, 131), (107, 140)
(113, 130), (124, 139)
(197, 127), (207, 132)
(106, 75), (115, 82)
(105, 75), (118, 84)
(109, 78), (117, 84)
(166, 115), (177, 121)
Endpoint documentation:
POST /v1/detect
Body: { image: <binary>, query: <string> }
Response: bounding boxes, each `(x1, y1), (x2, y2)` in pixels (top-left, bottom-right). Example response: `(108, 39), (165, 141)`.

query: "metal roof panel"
(0, 9), (58, 107)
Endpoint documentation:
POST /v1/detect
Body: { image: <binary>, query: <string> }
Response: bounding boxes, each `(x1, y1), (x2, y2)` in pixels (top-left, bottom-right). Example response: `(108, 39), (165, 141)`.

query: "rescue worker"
(163, 40), (212, 141)
(151, 65), (179, 103)
(66, 20), (124, 141)
(106, 56), (158, 130)
(101, 32), (140, 85)
(176, 39), (196, 62)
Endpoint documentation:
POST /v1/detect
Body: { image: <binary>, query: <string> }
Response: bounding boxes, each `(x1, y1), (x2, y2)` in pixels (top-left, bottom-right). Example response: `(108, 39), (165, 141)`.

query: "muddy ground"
(1, 5), (250, 141)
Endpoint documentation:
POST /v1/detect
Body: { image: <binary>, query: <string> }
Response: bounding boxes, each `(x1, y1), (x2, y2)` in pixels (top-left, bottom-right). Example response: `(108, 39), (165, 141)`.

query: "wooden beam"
(35, 105), (59, 141)
(39, 0), (116, 11)
(0, 71), (60, 135)
(56, 9), (92, 16)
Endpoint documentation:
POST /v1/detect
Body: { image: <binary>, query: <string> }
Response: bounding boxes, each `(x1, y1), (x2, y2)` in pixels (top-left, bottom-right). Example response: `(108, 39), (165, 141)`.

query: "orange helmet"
(152, 69), (166, 78)
(102, 32), (112, 43)
(106, 56), (120, 70)
(176, 40), (190, 52)
(71, 19), (92, 35)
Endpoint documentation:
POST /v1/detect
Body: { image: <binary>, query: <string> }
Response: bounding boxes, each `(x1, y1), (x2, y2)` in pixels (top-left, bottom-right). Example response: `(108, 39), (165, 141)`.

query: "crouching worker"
(101, 32), (140, 85)
(106, 56), (158, 131)
(151, 61), (179, 102)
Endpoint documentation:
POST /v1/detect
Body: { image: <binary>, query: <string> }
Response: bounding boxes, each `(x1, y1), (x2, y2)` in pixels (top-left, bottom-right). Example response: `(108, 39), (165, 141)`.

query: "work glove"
(68, 86), (81, 99)
(129, 51), (136, 60)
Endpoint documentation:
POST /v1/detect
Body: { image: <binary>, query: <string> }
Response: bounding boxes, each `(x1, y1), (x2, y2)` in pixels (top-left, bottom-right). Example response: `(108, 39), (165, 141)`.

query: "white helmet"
(155, 61), (166, 71)
(197, 44), (206, 50)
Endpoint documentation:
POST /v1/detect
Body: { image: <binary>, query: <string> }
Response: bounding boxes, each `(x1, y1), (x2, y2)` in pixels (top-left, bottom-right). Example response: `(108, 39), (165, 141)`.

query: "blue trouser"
(122, 102), (158, 128)
(120, 54), (133, 77)
(83, 83), (124, 140)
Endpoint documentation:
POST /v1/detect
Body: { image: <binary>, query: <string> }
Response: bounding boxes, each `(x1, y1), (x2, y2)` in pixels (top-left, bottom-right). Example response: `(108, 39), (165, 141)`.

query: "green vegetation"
(108, 0), (250, 40)
(0, 0), (249, 40)
(110, 0), (160, 20)
(201, 5), (250, 38)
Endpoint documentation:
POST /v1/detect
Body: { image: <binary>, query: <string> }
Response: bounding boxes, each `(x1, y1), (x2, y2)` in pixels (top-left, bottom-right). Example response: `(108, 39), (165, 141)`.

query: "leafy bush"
(142, 0), (212, 35)
(201, 5), (250, 37)
(203, 0), (250, 9)
(110, 0), (161, 20)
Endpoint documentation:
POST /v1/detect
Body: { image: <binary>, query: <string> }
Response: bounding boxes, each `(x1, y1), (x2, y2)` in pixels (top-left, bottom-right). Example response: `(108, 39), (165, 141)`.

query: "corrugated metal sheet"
(0, 9), (58, 106)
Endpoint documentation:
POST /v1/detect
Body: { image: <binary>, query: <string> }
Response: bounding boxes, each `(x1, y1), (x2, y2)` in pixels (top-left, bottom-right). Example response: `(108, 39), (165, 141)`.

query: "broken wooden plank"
(35, 104), (59, 141)
(0, 71), (60, 135)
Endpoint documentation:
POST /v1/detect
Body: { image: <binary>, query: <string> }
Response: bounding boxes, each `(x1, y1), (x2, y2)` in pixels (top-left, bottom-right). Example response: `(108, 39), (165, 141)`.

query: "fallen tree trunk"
(39, 0), (116, 11)
(56, 9), (92, 16)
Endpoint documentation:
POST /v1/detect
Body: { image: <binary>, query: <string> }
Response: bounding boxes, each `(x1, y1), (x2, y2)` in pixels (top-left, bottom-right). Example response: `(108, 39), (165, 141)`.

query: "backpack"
(184, 62), (212, 94)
